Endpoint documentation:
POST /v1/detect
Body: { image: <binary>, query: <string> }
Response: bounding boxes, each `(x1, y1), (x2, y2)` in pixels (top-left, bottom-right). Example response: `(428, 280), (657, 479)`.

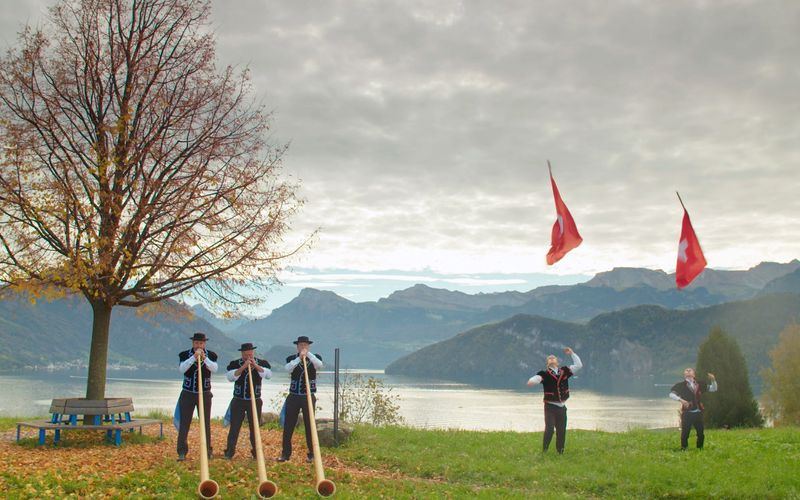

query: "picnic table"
(16, 397), (163, 446)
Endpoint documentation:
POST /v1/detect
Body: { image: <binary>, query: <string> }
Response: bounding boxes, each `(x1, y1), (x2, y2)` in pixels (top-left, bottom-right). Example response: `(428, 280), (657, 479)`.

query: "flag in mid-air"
(546, 163), (583, 265)
(675, 200), (707, 288)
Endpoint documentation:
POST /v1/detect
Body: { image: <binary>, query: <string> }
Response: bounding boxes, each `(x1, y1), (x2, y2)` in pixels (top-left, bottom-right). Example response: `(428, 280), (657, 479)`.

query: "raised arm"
(706, 373), (717, 392)
(564, 347), (582, 373)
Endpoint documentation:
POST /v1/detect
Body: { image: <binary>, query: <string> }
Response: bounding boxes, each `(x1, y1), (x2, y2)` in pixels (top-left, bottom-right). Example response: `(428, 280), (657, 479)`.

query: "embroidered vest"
(287, 353), (322, 395)
(179, 349), (218, 393)
(227, 358), (271, 399)
(537, 366), (573, 403)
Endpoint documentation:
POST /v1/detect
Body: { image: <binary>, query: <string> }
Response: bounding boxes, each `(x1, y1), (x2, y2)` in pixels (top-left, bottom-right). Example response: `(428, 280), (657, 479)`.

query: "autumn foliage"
(0, 0), (302, 399)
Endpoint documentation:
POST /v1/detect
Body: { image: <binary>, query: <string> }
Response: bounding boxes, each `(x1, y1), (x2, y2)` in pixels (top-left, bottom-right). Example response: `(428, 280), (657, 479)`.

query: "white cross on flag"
(546, 163), (583, 265)
(675, 208), (707, 288)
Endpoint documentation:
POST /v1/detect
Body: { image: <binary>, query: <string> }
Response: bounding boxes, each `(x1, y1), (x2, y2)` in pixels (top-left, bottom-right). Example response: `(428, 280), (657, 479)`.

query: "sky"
(2, 1), (799, 313)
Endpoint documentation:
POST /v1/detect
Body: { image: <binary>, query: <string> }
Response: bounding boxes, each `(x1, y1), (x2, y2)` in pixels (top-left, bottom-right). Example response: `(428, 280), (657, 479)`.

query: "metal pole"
(333, 348), (340, 445)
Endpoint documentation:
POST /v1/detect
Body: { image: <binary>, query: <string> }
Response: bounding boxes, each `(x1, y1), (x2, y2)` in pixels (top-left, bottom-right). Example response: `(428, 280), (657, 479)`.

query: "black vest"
(227, 358), (271, 400)
(670, 379), (709, 411)
(537, 366), (573, 403)
(179, 348), (218, 393)
(287, 353), (322, 395)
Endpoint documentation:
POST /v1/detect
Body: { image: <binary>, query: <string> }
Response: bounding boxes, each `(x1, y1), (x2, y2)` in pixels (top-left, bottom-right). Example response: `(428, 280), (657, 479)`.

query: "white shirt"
(285, 352), (323, 371)
(179, 351), (218, 374)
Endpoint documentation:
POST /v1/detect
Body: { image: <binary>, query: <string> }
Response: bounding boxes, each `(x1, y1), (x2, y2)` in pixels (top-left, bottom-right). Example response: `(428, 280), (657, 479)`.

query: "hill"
(386, 293), (800, 391)
(0, 293), (241, 370)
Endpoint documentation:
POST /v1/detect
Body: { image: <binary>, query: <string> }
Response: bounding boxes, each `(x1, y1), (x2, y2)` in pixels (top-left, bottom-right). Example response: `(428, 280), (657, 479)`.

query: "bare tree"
(0, 0), (303, 399)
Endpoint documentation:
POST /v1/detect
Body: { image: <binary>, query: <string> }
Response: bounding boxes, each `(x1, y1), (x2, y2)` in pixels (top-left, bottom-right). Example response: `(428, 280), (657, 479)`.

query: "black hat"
(293, 335), (313, 345)
(189, 332), (208, 342)
(238, 342), (257, 351)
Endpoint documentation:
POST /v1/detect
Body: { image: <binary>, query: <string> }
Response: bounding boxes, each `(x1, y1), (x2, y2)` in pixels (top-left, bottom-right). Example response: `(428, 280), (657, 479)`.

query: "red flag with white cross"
(675, 194), (707, 288)
(546, 162), (583, 265)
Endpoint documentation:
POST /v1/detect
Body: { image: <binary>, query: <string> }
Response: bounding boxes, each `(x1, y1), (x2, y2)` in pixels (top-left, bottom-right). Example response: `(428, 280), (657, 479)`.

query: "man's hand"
(564, 347), (573, 355)
(707, 373), (715, 380)
(300, 348), (309, 359)
(681, 400), (690, 410)
(527, 379), (535, 387)
(194, 348), (204, 361)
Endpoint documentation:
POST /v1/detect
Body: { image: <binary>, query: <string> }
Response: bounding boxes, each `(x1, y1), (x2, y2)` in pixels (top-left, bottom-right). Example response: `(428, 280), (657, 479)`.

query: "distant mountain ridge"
(190, 304), (253, 333)
(232, 260), (800, 368)
(0, 293), (241, 370)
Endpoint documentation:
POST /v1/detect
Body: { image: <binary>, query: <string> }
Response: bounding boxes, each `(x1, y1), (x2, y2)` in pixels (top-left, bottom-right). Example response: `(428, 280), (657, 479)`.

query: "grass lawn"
(0, 417), (798, 498)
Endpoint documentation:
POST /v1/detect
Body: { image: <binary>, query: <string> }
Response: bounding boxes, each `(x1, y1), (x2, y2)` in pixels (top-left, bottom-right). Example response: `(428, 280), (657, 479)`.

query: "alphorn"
(302, 356), (336, 497)
(246, 365), (278, 498)
(196, 356), (219, 499)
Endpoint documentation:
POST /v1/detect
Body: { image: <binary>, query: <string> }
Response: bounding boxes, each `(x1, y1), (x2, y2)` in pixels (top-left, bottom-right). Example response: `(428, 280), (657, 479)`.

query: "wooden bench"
(16, 397), (163, 446)
(49, 397), (136, 425)
(16, 419), (163, 446)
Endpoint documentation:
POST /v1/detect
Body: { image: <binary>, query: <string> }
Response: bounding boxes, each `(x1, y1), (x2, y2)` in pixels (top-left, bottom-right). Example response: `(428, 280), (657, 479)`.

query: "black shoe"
(177, 454), (186, 462)
(276, 456), (290, 462)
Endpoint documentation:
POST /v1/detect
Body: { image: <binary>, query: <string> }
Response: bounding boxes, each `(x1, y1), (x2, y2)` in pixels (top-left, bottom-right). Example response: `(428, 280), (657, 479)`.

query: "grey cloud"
(3, 0), (798, 273)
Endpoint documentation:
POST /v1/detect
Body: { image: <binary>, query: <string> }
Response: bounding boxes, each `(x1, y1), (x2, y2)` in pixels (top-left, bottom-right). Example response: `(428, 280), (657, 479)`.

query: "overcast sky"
(3, 1), (799, 309)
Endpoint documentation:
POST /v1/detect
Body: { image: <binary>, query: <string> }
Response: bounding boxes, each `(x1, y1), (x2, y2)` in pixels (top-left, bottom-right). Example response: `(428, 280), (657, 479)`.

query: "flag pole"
(676, 191), (687, 212)
(547, 160), (553, 176)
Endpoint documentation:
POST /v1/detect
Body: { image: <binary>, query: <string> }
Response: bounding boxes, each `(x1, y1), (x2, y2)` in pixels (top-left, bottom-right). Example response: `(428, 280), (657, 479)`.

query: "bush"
(338, 373), (403, 426)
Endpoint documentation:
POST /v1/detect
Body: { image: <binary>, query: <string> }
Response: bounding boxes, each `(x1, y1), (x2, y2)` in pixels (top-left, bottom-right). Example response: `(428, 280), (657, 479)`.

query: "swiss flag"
(675, 208), (707, 288)
(546, 164), (583, 265)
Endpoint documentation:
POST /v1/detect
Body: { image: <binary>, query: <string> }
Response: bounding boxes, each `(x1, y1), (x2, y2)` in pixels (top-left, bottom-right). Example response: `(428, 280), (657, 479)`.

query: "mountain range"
(230, 260), (800, 367)
(386, 292), (800, 392)
(0, 293), (241, 370)
(1, 260), (798, 380)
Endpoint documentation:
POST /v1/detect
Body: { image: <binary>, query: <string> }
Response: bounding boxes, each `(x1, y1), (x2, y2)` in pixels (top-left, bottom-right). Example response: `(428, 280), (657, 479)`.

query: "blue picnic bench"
(16, 397), (163, 446)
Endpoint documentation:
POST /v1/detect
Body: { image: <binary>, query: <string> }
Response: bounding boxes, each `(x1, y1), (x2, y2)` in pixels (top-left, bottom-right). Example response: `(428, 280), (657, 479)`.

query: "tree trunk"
(85, 301), (113, 401)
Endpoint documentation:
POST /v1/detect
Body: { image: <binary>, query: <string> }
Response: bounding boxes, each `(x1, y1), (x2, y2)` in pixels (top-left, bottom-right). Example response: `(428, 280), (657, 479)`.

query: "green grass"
(333, 425), (800, 499)
(2, 424), (799, 498)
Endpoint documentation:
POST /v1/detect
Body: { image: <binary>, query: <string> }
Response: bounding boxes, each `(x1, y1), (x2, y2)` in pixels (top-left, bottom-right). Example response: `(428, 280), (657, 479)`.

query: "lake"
(0, 369), (680, 432)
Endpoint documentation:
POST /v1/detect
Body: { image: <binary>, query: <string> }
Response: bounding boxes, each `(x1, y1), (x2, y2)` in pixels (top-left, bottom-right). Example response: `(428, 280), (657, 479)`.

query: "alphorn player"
(177, 332), (219, 461)
(277, 335), (323, 463)
(224, 342), (272, 459)
(526, 347), (583, 454)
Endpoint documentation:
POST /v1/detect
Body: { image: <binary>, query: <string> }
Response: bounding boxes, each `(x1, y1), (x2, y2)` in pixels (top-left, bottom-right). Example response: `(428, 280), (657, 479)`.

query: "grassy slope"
(0, 418), (798, 499)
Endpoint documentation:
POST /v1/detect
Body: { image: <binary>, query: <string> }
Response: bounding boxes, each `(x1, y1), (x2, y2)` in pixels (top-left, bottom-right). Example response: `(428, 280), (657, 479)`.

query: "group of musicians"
(177, 332), (320, 462)
(177, 332), (719, 462)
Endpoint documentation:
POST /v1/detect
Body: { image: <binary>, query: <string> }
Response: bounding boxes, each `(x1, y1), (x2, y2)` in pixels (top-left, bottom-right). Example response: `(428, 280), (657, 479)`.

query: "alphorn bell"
(302, 356), (336, 497)
(196, 355), (219, 499)
(246, 364), (278, 498)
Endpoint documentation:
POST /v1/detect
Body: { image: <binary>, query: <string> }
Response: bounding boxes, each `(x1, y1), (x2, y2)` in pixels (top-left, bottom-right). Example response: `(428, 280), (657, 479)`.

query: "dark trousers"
(225, 397), (263, 458)
(177, 390), (213, 456)
(543, 403), (568, 453)
(680, 410), (705, 449)
(281, 393), (316, 458)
